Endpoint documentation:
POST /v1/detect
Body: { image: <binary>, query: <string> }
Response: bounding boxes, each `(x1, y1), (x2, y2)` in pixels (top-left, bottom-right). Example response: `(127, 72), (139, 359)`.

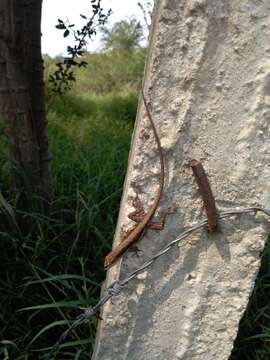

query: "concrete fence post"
(93, 1), (270, 359)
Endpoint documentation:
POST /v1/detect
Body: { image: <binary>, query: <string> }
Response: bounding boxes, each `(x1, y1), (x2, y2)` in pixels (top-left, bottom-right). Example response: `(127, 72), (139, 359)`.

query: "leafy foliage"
(72, 47), (146, 95)
(49, 0), (112, 95)
(101, 17), (143, 52)
(44, 18), (147, 99)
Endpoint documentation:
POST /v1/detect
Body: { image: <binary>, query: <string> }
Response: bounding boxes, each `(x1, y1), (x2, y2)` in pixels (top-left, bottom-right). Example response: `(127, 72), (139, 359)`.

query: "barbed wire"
(46, 206), (270, 359)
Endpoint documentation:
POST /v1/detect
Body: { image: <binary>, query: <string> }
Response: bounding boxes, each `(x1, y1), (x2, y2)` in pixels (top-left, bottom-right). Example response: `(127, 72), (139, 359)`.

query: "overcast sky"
(41, 0), (146, 56)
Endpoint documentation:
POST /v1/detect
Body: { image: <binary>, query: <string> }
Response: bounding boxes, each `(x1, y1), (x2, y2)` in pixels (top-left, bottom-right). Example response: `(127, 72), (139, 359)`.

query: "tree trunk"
(0, 0), (52, 203)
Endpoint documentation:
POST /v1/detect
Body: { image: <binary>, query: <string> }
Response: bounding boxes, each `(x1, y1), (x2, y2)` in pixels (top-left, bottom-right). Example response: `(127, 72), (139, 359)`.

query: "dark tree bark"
(0, 0), (52, 202)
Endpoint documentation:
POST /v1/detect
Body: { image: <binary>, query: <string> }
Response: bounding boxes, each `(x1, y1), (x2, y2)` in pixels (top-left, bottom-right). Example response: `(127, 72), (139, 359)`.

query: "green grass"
(0, 92), (136, 359)
(230, 237), (270, 360)
(0, 91), (269, 359)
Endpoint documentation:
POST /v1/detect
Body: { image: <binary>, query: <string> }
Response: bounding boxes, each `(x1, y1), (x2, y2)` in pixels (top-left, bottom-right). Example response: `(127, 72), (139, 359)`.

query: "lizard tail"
(141, 87), (164, 192)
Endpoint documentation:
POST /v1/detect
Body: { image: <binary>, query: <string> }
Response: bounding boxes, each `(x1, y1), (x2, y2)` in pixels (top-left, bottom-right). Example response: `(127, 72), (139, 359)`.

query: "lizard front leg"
(146, 205), (176, 230)
(127, 193), (175, 231)
(127, 192), (146, 223)
(121, 194), (175, 257)
(119, 193), (145, 255)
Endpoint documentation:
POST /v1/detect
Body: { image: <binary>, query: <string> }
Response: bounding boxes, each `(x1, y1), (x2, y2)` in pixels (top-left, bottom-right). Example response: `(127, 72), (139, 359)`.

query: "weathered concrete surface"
(93, 1), (270, 359)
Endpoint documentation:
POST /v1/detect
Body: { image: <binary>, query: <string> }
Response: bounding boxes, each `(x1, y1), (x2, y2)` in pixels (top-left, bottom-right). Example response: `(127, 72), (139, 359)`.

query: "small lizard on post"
(104, 88), (166, 270)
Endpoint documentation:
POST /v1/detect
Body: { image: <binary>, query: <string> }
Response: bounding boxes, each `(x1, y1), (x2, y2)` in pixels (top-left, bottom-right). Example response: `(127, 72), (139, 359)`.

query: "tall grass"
(0, 92), (136, 359)
(230, 237), (270, 360)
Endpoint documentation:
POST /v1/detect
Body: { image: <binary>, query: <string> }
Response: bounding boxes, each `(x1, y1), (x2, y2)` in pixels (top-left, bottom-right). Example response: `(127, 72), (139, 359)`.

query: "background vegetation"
(0, 14), (269, 360)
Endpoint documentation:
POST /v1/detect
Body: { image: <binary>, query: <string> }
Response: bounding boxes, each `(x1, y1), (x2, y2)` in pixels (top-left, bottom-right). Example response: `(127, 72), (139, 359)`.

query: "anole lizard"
(104, 88), (165, 270)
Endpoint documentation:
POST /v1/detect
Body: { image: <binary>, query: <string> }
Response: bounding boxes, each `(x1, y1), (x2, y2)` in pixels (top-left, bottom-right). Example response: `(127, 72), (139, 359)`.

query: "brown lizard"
(104, 88), (165, 270)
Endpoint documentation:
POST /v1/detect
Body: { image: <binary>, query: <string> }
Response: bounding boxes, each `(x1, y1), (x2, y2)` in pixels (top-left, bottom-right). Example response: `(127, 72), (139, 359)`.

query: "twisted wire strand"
(46, 207), (270, 359)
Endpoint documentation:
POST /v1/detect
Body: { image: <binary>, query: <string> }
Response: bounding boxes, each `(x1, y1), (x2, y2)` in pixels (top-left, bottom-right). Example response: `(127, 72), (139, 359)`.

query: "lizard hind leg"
(119, 192), (147, 254)
(120, 193), (145, 245)
(128, 192), (146, 223)
(147, 204), (176, 230)
(119, 193), (146, 244)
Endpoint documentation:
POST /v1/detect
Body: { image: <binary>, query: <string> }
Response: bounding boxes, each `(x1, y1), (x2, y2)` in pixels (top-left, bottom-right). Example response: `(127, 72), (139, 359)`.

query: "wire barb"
(46, 206), (270, 359)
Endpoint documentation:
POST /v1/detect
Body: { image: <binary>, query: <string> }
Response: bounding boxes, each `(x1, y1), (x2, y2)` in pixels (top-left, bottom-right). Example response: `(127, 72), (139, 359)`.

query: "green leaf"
(56, 24), (66, 30)
(0, 192), (15, 220)
(64, 29), (70, 38)
(0, 340), (17, 348)
(34, 338), (92, 352)
(18, 300), (86, 312)
(0, 192), (20, 232)
(22, 274), (99, 288)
